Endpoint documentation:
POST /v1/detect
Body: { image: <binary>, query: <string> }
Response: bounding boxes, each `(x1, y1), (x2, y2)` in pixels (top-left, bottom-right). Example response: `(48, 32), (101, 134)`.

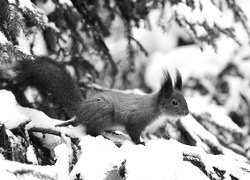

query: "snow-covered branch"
(0, 90), (250, 180)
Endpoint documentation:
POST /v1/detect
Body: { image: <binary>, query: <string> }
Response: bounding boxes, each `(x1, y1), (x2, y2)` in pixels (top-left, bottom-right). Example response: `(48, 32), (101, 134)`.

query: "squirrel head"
(157, 70), (189, 117)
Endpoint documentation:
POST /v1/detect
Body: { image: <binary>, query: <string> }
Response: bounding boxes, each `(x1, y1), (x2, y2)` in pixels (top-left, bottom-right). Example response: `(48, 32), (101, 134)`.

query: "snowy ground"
(0, 83), (250, 180)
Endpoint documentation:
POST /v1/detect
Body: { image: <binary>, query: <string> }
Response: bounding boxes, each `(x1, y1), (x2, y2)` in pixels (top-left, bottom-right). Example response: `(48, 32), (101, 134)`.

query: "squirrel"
(15, 57), (189, 145)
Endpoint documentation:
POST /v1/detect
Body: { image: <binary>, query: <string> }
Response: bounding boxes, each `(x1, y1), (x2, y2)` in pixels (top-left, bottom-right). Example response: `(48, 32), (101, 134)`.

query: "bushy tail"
(15, 56), (84, 117)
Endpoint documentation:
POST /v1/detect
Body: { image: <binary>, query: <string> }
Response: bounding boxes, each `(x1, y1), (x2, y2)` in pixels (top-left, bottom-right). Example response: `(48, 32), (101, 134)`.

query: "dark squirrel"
(16, 57), (189, 145)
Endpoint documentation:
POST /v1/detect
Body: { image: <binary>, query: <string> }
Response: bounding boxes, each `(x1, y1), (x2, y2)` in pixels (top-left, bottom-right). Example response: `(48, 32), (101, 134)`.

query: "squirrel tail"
(15, 56), (84, 117)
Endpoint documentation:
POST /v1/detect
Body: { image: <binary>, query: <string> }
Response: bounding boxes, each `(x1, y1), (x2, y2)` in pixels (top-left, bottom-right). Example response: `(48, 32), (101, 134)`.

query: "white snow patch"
(59, 0), (73, 6)
(0, 31), (8, 45)
(54, 143), (70, 180)
(180, 161), (210, 180)
(174, 0), (232, 29)
(200, 0), (232, 29)
(64, 125), (86, 139)
(0, 90), (61, 150)
(0, 168), (18, 180)
(180, 114), (221, 150)
(15, 45), (32, 56)
(0, 90), (87, 150)
(36, 0), (56, 15)
(0, 154), (5, 160)
(70, 136), (123, 180)
(174, 3), (192, 22)
(18, 0), (35, 11)
(32, 30), (48, 56)
(205, 154), (250, 179)
(16, 30), (32, 53)
(8, 0), (16, 4)
(121, 139), (181, 180)
(0, 159), (57, 179)
(26, 145), (38, 164)
(121, 139), (209, 180)
(0, 90), (27, 129)
(70, 136), (211, 180)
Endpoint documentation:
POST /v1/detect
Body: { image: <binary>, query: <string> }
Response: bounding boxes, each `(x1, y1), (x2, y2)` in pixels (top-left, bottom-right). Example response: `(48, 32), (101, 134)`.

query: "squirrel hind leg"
(84, 117), (114, 137)
(86, 129), (100, 137)
(126, 126), (145, 145)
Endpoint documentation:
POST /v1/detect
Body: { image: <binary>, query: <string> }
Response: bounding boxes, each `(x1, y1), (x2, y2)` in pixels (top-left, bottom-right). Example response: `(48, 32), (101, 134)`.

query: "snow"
(13, 30), (34, 57)
(174, 0), (232, 29)
(180, 161), (210, 180)
(174, 3), (192, 23)
(105, 9), (189, 69)
(0, 169), (18, 180)
(0, 90), (27, 129)
(70, 136), (123, 180)
(18, 0), (35, 11)
(0, 88), (249, 179)
(16, 30), (32, 53)
(180, 143), (250, 179)
(70, 136), (212, 180)
(123, 139), (181, 180)
(205, 154), (250, 179)
(15, 45), (32, 56)
(132, 10), (188, 54)
(121, 139), (210, 180)
(8, 0), (16, 4)
(194, 25), (207, 37)
(206, 106), (242, 133)
(32, 30), (48, 56)
(59, 0), (73, 6)
(26, 145), (38, 164)
(191, 5), (204, 24)
(0, 134), (212, 180)
(0, 159), (58, 179)
(0, 154), (5, 160)
(54, 143), (70, 180)
(187, 97), (242, 133)
(0, 90), (83, 150)
(0, 31), (8, 45)
(180, 114), (221, 151)
(36, 0), (56, 15)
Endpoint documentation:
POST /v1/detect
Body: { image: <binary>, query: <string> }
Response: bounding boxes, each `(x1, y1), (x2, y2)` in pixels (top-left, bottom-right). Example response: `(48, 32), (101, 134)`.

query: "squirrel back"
(15, 57), (84, 117)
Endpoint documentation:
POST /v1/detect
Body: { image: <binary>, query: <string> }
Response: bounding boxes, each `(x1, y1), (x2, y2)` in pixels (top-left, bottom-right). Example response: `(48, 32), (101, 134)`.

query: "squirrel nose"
(184, 110), (189, 116)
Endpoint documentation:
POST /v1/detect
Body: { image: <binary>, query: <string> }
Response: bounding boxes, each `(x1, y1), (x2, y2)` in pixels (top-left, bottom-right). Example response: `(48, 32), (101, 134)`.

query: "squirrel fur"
(16, 57), (189, 145)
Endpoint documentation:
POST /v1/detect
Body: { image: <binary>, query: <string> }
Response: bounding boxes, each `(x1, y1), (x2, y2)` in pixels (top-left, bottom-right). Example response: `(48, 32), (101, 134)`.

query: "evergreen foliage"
(0, 0), (249, 71)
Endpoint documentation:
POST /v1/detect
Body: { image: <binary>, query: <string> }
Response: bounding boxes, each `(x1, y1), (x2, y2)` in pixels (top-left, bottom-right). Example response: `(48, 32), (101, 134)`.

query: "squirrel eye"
(171, 99), (179, 107)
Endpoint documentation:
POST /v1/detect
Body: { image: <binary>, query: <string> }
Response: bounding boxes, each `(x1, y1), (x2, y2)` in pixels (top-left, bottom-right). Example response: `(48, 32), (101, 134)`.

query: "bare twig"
(29, 127), (69, 137)
(55, 117), (77, 127)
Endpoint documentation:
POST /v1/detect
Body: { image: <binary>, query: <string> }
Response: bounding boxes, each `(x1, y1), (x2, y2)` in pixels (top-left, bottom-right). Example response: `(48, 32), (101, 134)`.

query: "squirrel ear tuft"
(159, 70), (173, 98)
(174, 69), (182, 91)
